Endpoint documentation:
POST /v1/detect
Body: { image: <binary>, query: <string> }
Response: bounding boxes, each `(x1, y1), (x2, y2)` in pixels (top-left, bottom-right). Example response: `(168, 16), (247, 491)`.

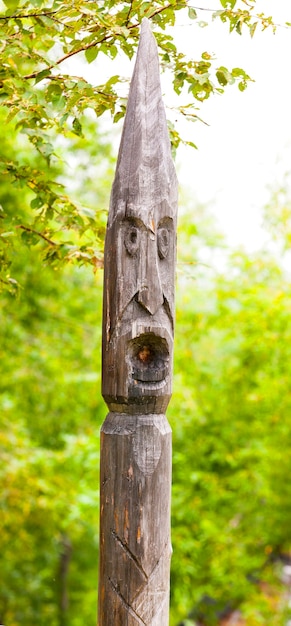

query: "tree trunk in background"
(58, 534), (72, 626)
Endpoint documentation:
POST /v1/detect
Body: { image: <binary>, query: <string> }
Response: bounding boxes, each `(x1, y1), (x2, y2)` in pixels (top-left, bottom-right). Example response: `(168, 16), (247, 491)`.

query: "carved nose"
(138, 284), (163, 315)
(137, 238), (163, 315)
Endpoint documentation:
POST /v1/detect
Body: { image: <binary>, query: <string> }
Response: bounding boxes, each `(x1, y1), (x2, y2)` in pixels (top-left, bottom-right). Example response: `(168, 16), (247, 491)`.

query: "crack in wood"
(111, 529), (148, 581)
(147, 539), (170, 584)
(109, 577), (147, 625)
(111, 530), (170, 618)
(131, 541), (170, 617)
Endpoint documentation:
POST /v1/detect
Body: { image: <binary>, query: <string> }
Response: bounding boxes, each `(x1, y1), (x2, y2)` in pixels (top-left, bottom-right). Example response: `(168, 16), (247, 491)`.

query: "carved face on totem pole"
(102, 19), (178, 414)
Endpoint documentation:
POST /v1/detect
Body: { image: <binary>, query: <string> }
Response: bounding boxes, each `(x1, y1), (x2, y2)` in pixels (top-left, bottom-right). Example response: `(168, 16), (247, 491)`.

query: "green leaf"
(216, 70), (228, 86)
(238, 81), (247, 91)
(30, 196), (44, 209)
(140, 2), (151, 17)
(163, 41), (176, 53)
(105, 74), (120, 88)
(79, 4), (96, 15)
(46, 83), (62, 99)
(72, 117), (83, 136)
(231, 67), (245, 77)
(108, 44), (118, 60)
(20, 230), (38, 245)
(114, 25), (130, 38)
(85, 47), (98, 63)
(3, 0), (20, 9)
(185, 140), (198, 149)
(220, 0), (236, 7)
(236, 20), (243, 35)
(59, 113), (69, 126)
(34, 69), (51, 85)
(188, 7), (197, 20)
(249, 22), (258, 38)
(113, 110), (125, 124)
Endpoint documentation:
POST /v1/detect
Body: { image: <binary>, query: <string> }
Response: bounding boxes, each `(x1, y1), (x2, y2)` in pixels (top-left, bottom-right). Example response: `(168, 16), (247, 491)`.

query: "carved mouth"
(129, 333), (169, 384)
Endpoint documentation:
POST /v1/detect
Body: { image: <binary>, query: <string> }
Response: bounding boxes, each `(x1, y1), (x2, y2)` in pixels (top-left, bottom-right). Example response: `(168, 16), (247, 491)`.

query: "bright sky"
(64, 1), (291, 252)
(171, 1), (291, 250)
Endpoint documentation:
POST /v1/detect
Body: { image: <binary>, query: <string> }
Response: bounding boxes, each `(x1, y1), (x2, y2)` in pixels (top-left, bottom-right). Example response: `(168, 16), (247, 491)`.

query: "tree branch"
(188, 4), (216, 11)
(188, 4), (289, 29)
(24, 33), (113, 79)
(16, 224), (57, 246)
(24, 3), (181, 81)
(125, 0), (134, 26)
(0, 10), (59, 20)
(148, 3), (181, 20)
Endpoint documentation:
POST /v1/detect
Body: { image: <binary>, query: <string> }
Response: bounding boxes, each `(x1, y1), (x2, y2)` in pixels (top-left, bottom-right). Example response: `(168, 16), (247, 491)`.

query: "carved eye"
(124, 225), (140, 256)
(157, 227), (170, 259)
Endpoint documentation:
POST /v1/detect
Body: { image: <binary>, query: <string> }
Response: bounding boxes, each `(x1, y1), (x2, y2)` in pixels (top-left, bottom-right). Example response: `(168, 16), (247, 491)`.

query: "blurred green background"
(1, 107), (291, 625)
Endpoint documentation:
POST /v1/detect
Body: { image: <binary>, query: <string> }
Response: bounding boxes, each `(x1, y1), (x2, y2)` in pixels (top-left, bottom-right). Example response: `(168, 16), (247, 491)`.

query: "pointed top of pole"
(109, 17), (178, 228)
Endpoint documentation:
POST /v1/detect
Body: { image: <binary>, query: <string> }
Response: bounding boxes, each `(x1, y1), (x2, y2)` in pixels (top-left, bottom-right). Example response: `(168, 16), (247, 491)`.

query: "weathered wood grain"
(98, 414), (172, 625)
(102, 17), (178, 415)
(98, 18), (177, 625)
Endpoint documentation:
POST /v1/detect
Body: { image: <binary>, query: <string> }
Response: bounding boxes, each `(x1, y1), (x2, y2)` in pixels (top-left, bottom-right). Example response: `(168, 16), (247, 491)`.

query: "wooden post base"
(98, 413), (172, 626)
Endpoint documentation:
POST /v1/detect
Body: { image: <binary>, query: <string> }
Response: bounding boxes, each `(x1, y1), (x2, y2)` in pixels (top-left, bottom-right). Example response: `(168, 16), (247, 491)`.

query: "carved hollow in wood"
(102, 18), (178, 414)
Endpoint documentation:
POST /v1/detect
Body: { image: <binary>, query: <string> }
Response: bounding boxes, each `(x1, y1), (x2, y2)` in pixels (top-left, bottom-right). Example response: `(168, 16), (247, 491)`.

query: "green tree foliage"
(169, 200), (291, 625)
(0, 108), (108, 625)
(0, 0), (278, 289)
(1, 244), (106, 625)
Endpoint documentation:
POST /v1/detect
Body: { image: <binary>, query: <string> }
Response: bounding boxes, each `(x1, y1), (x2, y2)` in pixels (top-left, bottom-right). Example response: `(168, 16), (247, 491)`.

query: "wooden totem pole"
(98, 18), (178, 626)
